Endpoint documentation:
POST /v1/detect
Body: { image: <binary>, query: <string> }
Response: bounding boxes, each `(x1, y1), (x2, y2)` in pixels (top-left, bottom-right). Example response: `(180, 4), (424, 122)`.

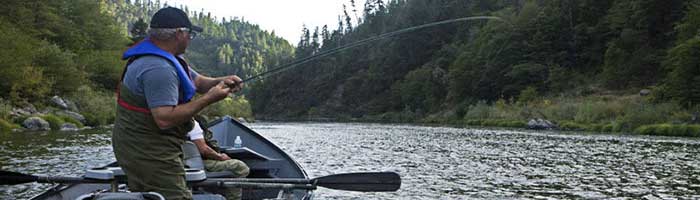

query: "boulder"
(51, 96), (69, 110)
(639, 89), (651, 96)
(527, 118), (557, 130)
(11, 106), (38, 117)
(60, 123), (79, 131)
(11, 108), (30, 117)
(64, 99), (79, 112)
(237, 117), (247, 123)
(23, 117), (50, 131)
(57, 110), (86, 124)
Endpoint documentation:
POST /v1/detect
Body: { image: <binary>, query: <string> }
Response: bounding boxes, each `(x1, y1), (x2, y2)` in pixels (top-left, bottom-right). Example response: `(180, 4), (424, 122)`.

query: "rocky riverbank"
(3, 96), (97, 132)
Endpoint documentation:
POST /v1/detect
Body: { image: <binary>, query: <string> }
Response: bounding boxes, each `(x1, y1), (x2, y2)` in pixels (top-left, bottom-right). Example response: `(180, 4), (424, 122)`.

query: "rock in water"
(60, 123), (79, 131)
(57, 111), (86, 124)
(527, 118), (557, 130)
(23, 117), (50, 131)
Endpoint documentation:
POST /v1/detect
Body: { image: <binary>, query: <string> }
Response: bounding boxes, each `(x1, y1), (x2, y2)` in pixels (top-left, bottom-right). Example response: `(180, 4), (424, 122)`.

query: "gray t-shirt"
(122, 56), (198, 108)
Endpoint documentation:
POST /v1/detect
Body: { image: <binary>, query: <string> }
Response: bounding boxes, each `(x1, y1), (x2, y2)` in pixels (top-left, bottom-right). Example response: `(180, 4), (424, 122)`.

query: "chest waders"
(112, 39), (196, 200)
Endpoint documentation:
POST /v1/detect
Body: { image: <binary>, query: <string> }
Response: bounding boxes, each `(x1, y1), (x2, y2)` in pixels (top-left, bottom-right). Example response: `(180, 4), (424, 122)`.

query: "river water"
(2, 122), (700, 199)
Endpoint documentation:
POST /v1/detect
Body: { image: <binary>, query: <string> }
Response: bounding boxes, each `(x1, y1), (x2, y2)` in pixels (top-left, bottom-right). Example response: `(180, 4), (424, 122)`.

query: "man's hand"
(217, 152), (231, 161)
(223, 75), (244, 93)
(203, 81), (232, 103)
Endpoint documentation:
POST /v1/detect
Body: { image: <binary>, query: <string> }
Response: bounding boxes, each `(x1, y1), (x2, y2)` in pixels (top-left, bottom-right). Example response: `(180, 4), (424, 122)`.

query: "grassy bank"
(422, 94), (699, 137)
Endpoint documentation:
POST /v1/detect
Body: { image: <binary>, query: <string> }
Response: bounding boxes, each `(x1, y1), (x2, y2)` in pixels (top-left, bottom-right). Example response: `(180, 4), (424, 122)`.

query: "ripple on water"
(252, 123), (700, 199)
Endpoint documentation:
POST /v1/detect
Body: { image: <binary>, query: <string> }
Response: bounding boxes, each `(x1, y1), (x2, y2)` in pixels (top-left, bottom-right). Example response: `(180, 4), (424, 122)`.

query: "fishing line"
(240, 16), (509, 84)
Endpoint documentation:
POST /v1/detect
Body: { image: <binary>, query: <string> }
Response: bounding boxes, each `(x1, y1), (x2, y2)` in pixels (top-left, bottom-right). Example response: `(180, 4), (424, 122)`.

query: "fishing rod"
(239, 16), (508, 84)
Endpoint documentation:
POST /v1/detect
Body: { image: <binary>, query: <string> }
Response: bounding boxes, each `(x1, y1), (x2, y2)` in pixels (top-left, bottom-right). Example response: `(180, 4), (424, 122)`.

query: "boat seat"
(192, 194), (226, 200)
(223, 147), (273, 161)
(85, 167), (125, 180)
(183, 141), (205, 170)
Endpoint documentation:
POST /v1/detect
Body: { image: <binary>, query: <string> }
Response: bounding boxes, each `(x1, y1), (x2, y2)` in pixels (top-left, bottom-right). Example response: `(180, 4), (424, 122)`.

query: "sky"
(164, 0), (368, 44)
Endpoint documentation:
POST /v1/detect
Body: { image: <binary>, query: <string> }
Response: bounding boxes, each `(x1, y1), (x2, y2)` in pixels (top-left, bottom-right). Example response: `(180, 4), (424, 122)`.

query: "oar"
(198, 172), (401, 192)
(1, 170), (401, 192)
(0, 170), (107, 185)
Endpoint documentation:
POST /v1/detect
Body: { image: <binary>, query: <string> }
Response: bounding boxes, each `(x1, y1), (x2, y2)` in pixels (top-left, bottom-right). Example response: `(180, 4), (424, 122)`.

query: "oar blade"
(315, 172), (401, 192)
(0, 170), (38, 185)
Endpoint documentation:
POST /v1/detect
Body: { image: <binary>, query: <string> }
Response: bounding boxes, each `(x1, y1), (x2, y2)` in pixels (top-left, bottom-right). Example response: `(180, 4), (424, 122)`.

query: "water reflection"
(2, 123), (700, 199)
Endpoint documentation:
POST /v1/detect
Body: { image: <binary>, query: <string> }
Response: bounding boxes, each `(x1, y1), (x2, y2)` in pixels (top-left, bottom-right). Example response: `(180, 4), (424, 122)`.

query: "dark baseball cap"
(150, 7), (203, 32)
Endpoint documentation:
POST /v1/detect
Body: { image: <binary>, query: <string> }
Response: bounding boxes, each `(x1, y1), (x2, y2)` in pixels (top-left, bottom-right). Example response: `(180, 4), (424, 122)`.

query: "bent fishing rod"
(238, 16), (508, 84)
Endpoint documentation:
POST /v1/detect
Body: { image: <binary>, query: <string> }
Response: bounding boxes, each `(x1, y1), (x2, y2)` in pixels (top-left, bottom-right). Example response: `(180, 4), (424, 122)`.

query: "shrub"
(636, 124), (700, 137)
(70, 86), (116, 126)
(618, 102), (682, 131)
(0, 118), (18, 133)
(201, 96), (254, 121)
(517, 86), (539, 105)
(59, 115), (83, 128)
(465, 119), (483, 126)
(611, 122), (623, 133)
(635, 125), (654, 135)
(689, 125), (700, 137)
(602, 124), (613, 132)
(41, 114), (64, 131)
(574, 101), (622, 124)
(0, 99), (11, 120)
(559, 121), (588, 131)
(464, 101), (494, 120)
(542, 98), (578, 121)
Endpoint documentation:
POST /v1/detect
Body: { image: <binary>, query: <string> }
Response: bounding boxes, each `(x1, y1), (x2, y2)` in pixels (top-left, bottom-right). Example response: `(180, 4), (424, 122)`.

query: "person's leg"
(119, 156), (192, 200)
(204, 159), (250, 200)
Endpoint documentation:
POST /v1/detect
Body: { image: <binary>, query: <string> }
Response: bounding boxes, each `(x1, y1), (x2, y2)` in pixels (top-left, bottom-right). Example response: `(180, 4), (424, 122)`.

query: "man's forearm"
(151, 96), (216, 129)
(193, 139), (221, 160)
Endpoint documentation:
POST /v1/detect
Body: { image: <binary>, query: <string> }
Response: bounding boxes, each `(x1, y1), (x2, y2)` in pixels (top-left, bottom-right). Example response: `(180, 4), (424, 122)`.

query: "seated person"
(188, 116), (250, 200)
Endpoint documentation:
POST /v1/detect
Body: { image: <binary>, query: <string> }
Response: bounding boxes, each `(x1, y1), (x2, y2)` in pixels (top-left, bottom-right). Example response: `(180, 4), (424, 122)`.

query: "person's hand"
(223, 75), (243, 93)
(217, 153), (231, 161)
(204, 81), (231, 103)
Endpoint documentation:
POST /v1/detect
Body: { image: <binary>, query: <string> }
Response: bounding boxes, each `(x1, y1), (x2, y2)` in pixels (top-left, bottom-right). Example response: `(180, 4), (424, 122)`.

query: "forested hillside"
(252, 0), (700, 134)
(103, 0), (295, 83)
(0, 0), (293, 130)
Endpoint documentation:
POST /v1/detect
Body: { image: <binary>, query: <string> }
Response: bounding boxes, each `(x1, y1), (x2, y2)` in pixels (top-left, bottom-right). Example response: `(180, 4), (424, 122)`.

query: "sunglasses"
(177, 27), (197, 40)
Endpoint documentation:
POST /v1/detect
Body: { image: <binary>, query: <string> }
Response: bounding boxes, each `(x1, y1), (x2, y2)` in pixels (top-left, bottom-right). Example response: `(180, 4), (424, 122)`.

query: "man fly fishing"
(112, 7), (244, 200)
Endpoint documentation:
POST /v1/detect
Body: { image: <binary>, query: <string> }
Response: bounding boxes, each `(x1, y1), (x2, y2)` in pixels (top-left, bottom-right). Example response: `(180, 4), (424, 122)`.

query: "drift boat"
(30, 116), (313, 200)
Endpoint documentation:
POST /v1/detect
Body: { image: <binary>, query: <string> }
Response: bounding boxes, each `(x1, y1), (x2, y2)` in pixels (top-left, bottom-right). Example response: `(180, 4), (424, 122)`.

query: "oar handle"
(0, 170), (110, 185)
(205, 178), (310, 184)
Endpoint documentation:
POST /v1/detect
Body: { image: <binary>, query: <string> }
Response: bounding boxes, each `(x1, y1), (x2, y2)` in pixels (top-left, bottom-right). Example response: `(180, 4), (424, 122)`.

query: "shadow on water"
(2, 123), (700, 199)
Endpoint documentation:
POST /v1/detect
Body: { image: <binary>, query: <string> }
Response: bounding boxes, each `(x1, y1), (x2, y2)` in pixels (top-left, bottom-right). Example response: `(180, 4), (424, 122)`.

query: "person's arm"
(151, 81), (231, 129)
(194, 74), (244, 94)
(192, 138), (230, 161)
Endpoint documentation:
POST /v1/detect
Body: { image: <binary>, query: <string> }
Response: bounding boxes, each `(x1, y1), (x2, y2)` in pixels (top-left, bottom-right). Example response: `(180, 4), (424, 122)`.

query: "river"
(2, 122), (700, 199)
